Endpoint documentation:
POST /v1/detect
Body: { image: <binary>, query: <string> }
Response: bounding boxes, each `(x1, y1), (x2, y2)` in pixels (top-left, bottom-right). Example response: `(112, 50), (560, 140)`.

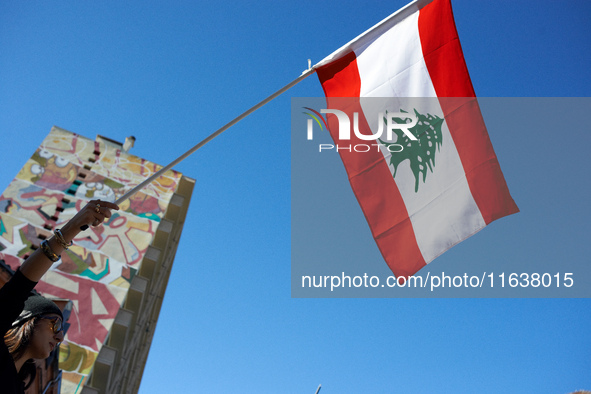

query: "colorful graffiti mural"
(0, 127), (181, 391)
(39, 128), (181, 205)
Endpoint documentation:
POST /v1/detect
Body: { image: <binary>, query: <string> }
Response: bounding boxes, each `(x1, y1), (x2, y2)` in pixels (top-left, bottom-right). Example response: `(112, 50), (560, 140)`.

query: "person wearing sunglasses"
(1, 199), (118, 393)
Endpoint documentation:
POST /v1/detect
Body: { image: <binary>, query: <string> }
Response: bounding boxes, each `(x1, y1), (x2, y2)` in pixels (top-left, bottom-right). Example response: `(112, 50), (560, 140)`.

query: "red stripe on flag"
(418, 0), (519, 224)
(316, 53), (427, 277)
(317, 52), (361, 98)
(418, 0), (475, 98)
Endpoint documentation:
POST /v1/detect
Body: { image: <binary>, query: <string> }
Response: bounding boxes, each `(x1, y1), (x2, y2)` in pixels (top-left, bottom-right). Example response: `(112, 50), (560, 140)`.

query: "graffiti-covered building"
(0, 126), (194, 393)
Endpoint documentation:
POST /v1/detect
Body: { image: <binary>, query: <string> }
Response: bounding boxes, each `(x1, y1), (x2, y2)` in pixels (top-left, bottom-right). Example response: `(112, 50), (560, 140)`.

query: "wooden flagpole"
(114, 67), (316, 206)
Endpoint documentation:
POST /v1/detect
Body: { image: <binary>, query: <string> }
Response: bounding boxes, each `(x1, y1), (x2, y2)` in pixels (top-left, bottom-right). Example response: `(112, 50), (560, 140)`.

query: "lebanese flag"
(313, 0), (519, 277)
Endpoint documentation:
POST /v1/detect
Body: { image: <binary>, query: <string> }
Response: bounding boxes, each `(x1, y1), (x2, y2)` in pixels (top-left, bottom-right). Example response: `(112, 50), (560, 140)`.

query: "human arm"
(19, 200), (119, 283)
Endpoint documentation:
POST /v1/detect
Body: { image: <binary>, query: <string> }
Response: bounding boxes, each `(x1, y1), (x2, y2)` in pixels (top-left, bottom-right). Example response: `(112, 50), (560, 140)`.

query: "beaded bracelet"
(53, 229), (72, 250)
(40, 240), (60, 262)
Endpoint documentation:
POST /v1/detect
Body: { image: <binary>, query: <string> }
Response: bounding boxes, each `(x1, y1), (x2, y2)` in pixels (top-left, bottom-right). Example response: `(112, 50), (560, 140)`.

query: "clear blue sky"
(1, 0), (590, 393)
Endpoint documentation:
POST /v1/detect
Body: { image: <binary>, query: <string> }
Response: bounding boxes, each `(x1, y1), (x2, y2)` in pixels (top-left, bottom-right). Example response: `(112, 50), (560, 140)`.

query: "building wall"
(0, 127), (194, 393)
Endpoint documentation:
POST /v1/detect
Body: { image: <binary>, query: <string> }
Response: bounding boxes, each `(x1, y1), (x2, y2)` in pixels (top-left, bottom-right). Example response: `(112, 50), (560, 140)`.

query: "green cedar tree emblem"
(378, 109), (444, 193)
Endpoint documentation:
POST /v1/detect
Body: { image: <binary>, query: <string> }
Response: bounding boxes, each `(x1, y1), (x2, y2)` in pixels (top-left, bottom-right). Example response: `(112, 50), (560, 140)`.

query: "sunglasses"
(38, 315), (63, 334)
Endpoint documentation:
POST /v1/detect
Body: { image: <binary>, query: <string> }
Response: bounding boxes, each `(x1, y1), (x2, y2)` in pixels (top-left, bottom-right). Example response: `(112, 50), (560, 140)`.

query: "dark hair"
(4, 318), (37, 388)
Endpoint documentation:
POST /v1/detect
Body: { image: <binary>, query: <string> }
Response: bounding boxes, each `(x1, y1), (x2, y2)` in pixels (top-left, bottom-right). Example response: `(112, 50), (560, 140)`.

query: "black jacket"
(0, 269), (37, 394)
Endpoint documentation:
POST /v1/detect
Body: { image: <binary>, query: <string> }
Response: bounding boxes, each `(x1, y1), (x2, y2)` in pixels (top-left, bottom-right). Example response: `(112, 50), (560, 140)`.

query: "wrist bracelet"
(40, 240), (60, 262)
(53, 229), (72, 250)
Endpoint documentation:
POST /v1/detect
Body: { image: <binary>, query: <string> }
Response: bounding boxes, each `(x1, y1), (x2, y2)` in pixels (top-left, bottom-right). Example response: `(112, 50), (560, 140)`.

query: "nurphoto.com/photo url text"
(301, 272), (574, 292)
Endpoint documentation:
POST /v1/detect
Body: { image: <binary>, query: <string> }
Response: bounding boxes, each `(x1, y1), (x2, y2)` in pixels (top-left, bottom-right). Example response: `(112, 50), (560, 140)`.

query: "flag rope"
(114, 67), (316, 205)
